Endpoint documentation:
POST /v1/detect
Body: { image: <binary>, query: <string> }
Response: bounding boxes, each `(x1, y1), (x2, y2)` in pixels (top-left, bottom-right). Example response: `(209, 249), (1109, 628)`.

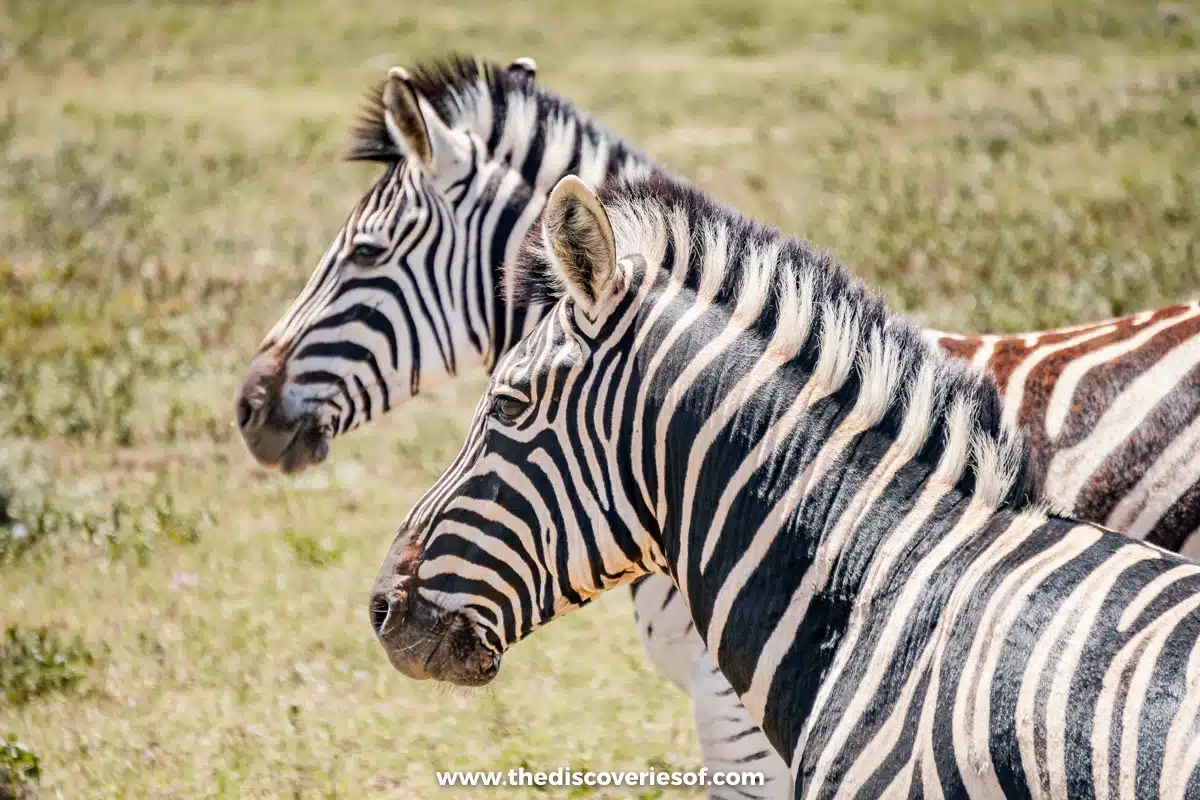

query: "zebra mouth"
(424, 616), (502, 687)
(238, 403), (331, 474)
(276, 416), (331, 474)
(371, 528), (501, 687)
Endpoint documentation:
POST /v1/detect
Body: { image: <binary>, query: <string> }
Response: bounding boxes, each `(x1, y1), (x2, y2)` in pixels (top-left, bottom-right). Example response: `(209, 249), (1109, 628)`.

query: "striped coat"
(232, 57), (1200, 797)
(371, 173), (1200, 799)
(937, 304), (1200, 553)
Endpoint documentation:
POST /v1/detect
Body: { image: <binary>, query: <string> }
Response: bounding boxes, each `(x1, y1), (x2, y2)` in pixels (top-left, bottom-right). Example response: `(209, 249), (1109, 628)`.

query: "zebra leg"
(630, 576), (791, 799)
(630, 574), (695, 693)
(689, 647), (793, 800)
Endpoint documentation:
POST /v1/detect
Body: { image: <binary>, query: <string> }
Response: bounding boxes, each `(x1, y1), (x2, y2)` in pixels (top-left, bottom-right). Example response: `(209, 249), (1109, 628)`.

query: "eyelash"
(491, 395), (527, 423)
(349, 243), (386, 265)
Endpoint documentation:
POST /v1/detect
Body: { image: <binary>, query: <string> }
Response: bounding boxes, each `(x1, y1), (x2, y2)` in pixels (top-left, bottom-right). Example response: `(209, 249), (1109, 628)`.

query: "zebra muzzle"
(235, 348), (331, 473)
(370, 587), (499, 686)
(370, 542), (500, 687)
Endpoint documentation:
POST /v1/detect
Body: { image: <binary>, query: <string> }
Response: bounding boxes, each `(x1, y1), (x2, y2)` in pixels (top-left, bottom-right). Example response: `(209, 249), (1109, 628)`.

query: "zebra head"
(371, 176), (663, 685)
(234, 58), (545, 473)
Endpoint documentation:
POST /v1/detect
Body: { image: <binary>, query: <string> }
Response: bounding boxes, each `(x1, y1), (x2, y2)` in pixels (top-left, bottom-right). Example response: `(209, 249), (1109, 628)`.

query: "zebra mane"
(514, 173), (1040, 511)
(346, 56), (491, 163)
(345, 55), (655, 187)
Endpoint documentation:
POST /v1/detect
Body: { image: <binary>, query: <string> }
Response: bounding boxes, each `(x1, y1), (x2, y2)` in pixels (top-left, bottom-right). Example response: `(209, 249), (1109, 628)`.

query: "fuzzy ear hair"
(382, 66), (458, 171)
(507, 57), (537, 81)
(542, 176), (617, 312)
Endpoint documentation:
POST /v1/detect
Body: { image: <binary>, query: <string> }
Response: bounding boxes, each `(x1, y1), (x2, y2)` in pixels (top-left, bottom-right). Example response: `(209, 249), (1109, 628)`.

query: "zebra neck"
(634, 319), (1035, 765)
(485, 199), (550, 373)
(483, 169), (659, 373)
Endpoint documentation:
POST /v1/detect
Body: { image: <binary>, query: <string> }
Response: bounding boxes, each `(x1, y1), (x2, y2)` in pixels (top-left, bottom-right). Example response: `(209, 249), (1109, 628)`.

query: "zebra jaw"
(238, 403), (331, 474)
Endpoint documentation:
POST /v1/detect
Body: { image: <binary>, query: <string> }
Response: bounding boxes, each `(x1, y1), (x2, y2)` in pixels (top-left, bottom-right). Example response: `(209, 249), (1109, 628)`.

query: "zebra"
(935, 307), (1200, 557)
(234, 56), (655, 474)
(233, 57), (1200, 797)
(630, 303), (1200, 795)
(370, 172), (1200, 799)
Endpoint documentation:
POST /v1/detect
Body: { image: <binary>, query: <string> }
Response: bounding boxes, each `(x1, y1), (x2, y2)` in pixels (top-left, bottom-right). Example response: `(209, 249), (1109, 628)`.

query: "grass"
(0, 735), (41, 799)
(0, 0), (1196, 795)
(0, 627), (93, 706)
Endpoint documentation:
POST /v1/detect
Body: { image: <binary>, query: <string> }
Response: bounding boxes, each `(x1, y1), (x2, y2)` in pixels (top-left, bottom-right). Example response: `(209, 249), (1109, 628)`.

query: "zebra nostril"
(236, 397), (255, 431)
(370, 593), (391, 635)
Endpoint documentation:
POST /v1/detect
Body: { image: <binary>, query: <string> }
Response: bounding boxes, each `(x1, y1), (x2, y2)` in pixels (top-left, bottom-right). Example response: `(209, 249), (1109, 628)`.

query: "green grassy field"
(1, 0), (1197, 796)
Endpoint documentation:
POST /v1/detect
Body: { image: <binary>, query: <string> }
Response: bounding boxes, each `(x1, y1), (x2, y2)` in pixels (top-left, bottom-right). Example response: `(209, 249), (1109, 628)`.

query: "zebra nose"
(236, 396), (254, 432)
(235, 346), (286, 434)
(235, 346), (330, 472)
(370, 592), (391, 635)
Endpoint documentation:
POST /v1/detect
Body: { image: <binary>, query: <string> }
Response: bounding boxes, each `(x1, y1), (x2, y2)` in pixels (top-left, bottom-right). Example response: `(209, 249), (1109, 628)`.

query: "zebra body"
(631, 304), (1200, 796)
(936, 306), (1200, 554)
(371, 173), (1200, 799)
(234, 58), (1200, 797)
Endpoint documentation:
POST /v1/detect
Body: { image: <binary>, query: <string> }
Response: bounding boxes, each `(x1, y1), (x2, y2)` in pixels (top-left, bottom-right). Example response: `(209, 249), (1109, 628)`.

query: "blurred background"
(1, 0), (1196, 796)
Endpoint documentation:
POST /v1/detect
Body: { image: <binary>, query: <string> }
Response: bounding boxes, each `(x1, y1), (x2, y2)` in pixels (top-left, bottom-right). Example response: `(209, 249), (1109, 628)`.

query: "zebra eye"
(349, 242), (386, 266)
(491, 395), (528, 424)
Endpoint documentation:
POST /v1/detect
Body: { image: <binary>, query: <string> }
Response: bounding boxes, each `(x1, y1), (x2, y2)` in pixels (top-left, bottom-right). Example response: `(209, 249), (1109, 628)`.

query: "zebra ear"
(507, 57), (537, 81)
(542, 176), (617, 312)
(382, 67), (460, 172)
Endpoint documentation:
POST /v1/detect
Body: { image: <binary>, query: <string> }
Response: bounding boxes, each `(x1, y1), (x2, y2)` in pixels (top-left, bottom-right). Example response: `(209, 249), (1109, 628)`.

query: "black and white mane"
(515, 173), (1041, 514)
(345, 55), (653, 190)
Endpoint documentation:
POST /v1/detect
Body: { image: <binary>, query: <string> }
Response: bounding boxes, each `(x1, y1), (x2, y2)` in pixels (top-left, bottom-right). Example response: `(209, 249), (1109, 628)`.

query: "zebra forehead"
(350, 169), (405, 226)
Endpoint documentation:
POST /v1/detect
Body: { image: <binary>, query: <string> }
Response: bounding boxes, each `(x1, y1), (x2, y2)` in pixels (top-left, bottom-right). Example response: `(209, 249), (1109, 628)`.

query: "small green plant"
(0, 627), (93, 705)
(0, 480), (51, 564)
(0, 466), (207, 564)
(283, 529), (345, 568)
(148, 493), (202, 546)
(0, 735), (40, 799)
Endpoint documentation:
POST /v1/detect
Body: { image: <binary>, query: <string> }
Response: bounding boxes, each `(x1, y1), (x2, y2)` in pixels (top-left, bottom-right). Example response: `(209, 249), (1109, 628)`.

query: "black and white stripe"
(236, 57), (655, 465)
(630, 304), (1200, 797)
(372, 173), (1200, 799)
(239, 57), (1200, 799)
